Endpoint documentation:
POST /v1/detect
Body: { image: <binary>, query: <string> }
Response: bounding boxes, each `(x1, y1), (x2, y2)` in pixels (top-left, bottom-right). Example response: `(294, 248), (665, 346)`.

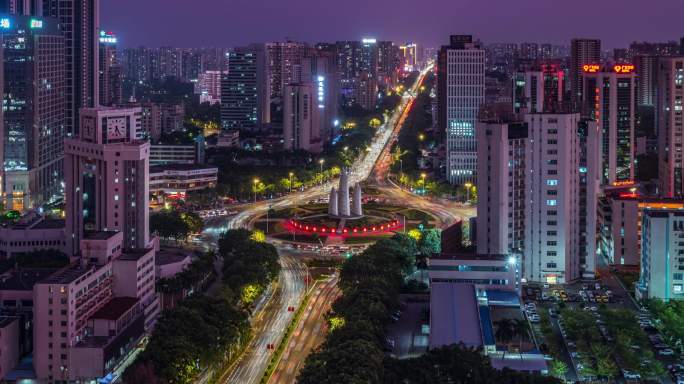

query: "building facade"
(1, 14), (65, 211)
(570, 38), (601, 102)
(657, 57), (684, 198)
(283, 83), (322, 153)
(98, 30), (122, 107)
(438, 35), (485, 184)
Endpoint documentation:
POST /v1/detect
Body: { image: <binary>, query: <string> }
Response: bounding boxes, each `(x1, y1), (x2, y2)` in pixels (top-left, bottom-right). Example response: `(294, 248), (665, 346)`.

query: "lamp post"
(420, 173), (427, 195)
(253, 178), (259, 203)
(464, 182), (472, 203)
(318, 159), (325, 184)
(289, 172), (294, 193)
(400, 159), (403, 188)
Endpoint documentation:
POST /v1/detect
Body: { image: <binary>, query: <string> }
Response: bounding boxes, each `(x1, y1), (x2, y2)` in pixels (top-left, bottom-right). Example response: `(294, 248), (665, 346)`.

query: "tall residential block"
(438, 35), (485, 184)
(98, 30), (122, 106)
(283, 83), (321, 153)
(657, 57), (684, 198)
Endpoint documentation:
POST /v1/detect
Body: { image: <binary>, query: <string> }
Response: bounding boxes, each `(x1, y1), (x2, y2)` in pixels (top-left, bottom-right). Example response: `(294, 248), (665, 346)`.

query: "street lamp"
(420, 173), (427, 194)
(418, 133), (425, 141)
(253, 178), (260, 203)
(289, 172), (294, 193)
(319, 158), (325, 174)
(464, 182), (472, 202)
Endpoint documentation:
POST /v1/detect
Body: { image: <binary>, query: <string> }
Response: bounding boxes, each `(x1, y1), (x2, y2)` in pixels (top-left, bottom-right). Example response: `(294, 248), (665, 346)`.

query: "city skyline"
(102, 0), (683, 49)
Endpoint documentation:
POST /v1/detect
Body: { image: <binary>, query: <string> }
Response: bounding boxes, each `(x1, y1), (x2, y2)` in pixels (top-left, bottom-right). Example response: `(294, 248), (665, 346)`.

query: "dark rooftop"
(42, 264), (94, 284)
(150, 163), (218, 173)
(120, 248), (154, 261)
(91, 297), (139, 321)
(156, 248), (191, 266)
(0, 268), (59, 291)
(84, 231), (120, 240)
(32, 219), (66, 230)
(432, 253), (508, 261)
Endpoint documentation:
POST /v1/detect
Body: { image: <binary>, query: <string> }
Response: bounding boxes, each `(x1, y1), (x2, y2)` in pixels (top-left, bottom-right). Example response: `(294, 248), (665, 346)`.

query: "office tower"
(438, 35), (485, 184)
(220, 44), (270, 131)
(377, 40), (399, 86)
(399, 43), (418, 72)
(283, 83), (321, 153)
(523, 113), (599, 283)
(158, 46), (182, 79)
(265, 41), (308, 99)
(511, 63), (564, 114)
(334, 39), (378, 92)
(582, 64), (636, 184)
(635, 55), (659, 106)
(570, 38), (601, 102)
(519, 42), (539, 60)
(657, 57), (684, 198)
(359, 38), (378, 77)
(352, 71), (377, 110)
(301, 52), (339, 142)
(196, 70), (221, 104)
(577, 119), (601, 279)
(98, 30), (122, 106)
(1, 15), (65, 211)
(43, 0), (100, 135)
(476, 120), (527, 256)
(637, 209), (684, 300)
(65, 107), (148, 255)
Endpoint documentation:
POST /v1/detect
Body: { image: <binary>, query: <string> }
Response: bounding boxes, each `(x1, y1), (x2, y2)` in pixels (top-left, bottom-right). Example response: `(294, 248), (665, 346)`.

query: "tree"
(550, 360), (568, 380)
(494, 319), (516, 357)
(150, 211), (190, 241)
(181, 212), (204, 234)
(418, 228), (441, 257)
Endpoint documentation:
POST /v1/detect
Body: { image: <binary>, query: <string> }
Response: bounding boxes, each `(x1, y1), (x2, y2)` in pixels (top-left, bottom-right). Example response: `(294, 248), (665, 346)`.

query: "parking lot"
(523, 275), (682, 383)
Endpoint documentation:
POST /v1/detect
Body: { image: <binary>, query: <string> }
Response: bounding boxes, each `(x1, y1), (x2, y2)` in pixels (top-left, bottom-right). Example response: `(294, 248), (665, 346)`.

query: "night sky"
(102, 0), (683, 49)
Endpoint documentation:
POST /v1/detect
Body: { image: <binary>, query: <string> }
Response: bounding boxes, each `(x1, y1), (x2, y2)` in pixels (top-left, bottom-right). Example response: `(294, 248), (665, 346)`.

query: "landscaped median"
(259, 278), (326, 384)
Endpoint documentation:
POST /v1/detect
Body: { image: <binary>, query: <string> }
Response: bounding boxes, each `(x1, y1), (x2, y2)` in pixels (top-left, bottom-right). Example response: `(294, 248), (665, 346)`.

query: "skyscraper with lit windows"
(438, 35), (485, 184)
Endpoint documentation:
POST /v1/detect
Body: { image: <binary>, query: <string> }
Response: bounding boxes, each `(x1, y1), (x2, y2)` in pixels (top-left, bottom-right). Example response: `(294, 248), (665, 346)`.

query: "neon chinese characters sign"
(582, 64), (600, 73)
(613, 64), (635, 74)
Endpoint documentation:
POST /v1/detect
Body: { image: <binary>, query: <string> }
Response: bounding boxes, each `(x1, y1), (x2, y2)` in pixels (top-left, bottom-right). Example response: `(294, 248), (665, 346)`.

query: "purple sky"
(102, 0), (683, 49)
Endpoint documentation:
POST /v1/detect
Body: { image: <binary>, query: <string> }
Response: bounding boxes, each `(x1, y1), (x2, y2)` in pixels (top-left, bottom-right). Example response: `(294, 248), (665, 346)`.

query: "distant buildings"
(197, 70), (222, 105)
(438, 35), (485, 184)
(149, 164), (218, 197)
(352, 71), (378, 111)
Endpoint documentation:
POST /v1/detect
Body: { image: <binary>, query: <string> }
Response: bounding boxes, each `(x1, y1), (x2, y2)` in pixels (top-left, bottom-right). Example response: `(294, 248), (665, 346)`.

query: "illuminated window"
(546, 200), (557, 206)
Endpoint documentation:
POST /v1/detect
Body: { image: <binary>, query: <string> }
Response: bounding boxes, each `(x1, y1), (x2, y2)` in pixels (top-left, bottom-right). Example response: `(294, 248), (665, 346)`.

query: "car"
(659, 348), (676, 356)
(525, 302), (537, 310)
(529, 314), (541, 323)
(582, 284), (589, 290)
(622, 370), (641, 380)
(590, 306), (598, 312)
(676, 374), (684, 384)
(567, 341), (576, 348)
(548, 308), (558, 318)
(595, 283), (601, 290)
(605, 290), (613, 296)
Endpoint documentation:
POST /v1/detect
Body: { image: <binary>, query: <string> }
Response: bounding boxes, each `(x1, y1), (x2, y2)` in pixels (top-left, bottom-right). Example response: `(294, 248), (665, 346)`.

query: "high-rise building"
(98, 30), (122, 106)
(570, 38), (601, 102)
(352, 71), (377, 111)
(301, 52), (339, 143)
(1, 14), (65, 211)
(220, 44), (270, 132)
(636, 209), (684, 301)
(582, 64), (636, 184)
(522, 113), (599, 283)
(377, 40), (399, 87)
(283, 83), (321, 153)
(265, 41), (308, 99)
(197, 70), (221, 105)
(476, 120), (527, 256)
(399, 43), (419, 72)
(438, 35), (485, 184)
(65, 107), (148, 255)
(43, 0), (100, 136)
(511, 63), (564, 114)
(657, 57), (684, 198)
(635, 55), (659, 107)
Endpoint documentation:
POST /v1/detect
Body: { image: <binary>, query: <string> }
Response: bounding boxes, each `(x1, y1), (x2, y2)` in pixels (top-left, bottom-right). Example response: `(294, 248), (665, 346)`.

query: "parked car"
(659, 348), (676, 356)
(622, 370), (641, 380)
(549, 308), (558, 318)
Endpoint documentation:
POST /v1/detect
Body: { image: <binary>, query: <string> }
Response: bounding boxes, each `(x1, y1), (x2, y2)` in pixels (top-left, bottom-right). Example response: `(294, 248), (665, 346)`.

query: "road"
(268, 276), (341, 384)
(203, 63), (476, 384)
(217, 256), (306, 384)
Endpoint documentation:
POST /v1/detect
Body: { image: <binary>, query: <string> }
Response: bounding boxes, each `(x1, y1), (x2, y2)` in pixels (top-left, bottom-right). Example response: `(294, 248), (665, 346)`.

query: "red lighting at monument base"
(287, 218), (403, 236)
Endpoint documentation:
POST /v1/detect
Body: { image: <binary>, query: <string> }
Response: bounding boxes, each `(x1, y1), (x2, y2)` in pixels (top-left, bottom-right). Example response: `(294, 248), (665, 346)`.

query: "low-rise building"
(149, 164), (218, 197)
(216, 130), (240, 148)
(428, 253), (519, 292)
(637, 209), (684, 301)
(0, 214), (66, 259)
(150, 137), (205, 166)
(0, 317), (20, 380)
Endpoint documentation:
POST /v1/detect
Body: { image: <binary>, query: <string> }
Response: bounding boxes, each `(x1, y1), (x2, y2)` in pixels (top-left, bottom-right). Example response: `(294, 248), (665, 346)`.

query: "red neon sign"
(582, 64), (600, 73)
(613, 64), (635, 74)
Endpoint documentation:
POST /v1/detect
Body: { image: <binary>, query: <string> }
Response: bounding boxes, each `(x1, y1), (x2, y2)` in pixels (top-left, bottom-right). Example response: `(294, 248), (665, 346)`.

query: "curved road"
(202, 63), (474, 384)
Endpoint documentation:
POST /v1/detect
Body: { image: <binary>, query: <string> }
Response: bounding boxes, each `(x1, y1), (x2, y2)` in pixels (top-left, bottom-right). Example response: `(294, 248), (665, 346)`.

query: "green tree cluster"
(123, 229), (281, 383)
(157, 252), (216, 294)
(150, 211), (204, 242)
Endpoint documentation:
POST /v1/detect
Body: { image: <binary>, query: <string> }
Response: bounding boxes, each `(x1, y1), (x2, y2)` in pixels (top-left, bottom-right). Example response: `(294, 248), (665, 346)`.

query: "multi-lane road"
(201, 63), (474, 384)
